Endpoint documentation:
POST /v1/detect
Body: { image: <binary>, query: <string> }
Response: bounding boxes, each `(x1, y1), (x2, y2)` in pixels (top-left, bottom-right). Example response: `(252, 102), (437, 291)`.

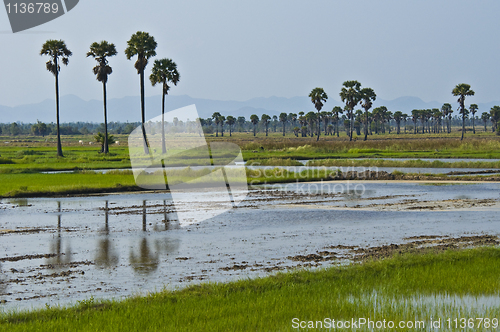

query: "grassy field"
(1, 247), (499, 331)
(1, 133), (500, 197)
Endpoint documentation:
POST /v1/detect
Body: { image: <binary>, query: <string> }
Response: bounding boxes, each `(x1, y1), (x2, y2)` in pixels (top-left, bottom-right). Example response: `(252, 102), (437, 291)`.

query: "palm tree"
(305, 112), (317, 138)
(218, 115), (226, 136)
(150, 58), (180, 154)
(481, 112), (490, 132)
(226, 116), (236, 136)
(452, 83), (475, 140)
(308, 87), (328, 141)
(411, 109), (420, 134)
(261, 114), (271, 136)
(332, 106), (343, 137)
(360, 88), (376, 141)
(490, 106), (500, 132)
(279, 112), (287, 136)
(469, 104), (478, 134)
(250, 114), (259, 136)
(212, 112), (221, 137)
(441, 103), (452, 133)
(393, 111), (403, 134)
(339, 81), (362, 141)
(40, 40), (72, 157)
(125, 31), (157, 154)
(87, 41), (117, 154)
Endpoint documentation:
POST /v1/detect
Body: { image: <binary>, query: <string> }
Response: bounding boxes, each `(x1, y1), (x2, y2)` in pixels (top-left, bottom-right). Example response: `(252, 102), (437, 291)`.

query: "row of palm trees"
(41, 31), (179, 156)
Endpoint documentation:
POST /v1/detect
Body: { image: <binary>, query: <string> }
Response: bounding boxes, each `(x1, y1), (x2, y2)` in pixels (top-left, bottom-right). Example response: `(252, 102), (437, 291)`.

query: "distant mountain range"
(1, 94), (498, 124)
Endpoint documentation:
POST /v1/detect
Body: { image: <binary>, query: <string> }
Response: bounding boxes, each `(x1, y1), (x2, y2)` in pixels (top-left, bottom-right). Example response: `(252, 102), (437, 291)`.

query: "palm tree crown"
(125, 31), (157, 73)
(87, 41), (117, 84)
(150, 59), (180, 94)
(40, 39), (72, 76)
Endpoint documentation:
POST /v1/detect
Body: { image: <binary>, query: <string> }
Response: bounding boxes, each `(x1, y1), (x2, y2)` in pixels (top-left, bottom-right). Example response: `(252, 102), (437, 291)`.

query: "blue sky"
(1, 0), (499, 107)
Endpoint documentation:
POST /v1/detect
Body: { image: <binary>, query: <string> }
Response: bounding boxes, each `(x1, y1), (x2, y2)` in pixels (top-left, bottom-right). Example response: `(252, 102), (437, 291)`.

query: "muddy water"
(0, 181), (499, 311)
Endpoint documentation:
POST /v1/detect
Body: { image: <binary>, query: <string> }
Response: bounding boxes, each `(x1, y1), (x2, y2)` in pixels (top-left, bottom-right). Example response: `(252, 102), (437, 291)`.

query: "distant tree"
(87, 40), (117, 154)
(402, 113), (408, 133)
(250, 114), (259, 136)
(441, 103), (453, 134)
(261, 114), (271, 136)
(218, 115), (226, 136)
(481, 112), (489, 132)
(469, 104), (478, 134)
(360, 88), (376, 140)
(452, 83), (475, 140)
(125, 31), (157, 153)
(212, 112), (221, 137)
(305, 112), (317, 138)
(150, 58), (180, 153)
(40, 39), (72, 157)
(393, 111), (403, 134)
(32, 120), (48, 137)
(272, 115), (278, 132)
(226, 116), (236, 136)
(411, 110), (420, 134)
(279, 112), (288, 136)
(293, 127), (300, 137)
(237, 116), (246, 132)
(340, 81), (362, 141)
(490, 106), (500, 132)
(332, 106), (343, 137)
(10, 123), (20, 136)
(309, 87), (328, 141)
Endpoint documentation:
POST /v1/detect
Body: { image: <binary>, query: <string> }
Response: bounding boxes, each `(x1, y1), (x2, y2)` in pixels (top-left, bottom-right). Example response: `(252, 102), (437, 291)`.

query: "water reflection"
(162, 199), (180, 231)
(130, 237), (159, 275)
(47, 201), (72, 266)
(0, 263), (6, 297)
(95, 201), (119, 268)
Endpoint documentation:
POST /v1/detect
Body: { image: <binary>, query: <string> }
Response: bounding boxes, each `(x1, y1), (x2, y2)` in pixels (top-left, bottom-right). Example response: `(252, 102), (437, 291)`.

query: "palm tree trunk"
(282, 122), (285, 136)
(461, 114), (465, 140)
(55, 70), (63, 157)
(364, 110), (368, 141)
(140, 69), (149, 154)
(161, 86), (166, 154)
(349, 110), (353, 141)
(336, 118), (339, 137)
(472, 116), (475, 134)
(103, 81), (109, 154)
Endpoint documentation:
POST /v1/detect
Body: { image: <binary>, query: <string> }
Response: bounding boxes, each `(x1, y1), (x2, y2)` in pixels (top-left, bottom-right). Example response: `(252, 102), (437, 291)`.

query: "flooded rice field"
(1, 181), (500, 311)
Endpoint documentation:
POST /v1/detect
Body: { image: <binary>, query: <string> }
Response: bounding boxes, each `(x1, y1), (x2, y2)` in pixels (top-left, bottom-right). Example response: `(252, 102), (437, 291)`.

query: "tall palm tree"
(218, 115), (226, 136)
(339, 81), (362, 141)
(308, 87), (328, 141)
(411, 109), (419, 134)
(125, 31), (157, 154)
(150, 58), (180, 153)
(360, 87), (376, 141)
(250, 114), (259, 136)
(279, 112), (287, 136)
(87, 41), (117, 154)
(452, 83), (475, 140)
(469, 104), (478, 134)
(40, 40), (72, 157)
(441, 103), (451, 133)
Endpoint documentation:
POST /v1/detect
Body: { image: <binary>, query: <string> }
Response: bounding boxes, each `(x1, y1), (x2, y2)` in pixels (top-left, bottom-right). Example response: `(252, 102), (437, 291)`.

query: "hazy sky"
(1, 0), (499, 107)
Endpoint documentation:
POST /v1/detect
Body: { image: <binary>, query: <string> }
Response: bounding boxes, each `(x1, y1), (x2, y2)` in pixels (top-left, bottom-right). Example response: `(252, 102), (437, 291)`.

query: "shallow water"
(0, 181), (499, 311)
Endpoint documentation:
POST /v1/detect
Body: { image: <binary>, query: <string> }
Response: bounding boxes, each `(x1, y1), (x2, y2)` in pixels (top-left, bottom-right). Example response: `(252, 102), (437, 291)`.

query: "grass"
(306, 158), (500, 169)
(1, 247), (499, 331)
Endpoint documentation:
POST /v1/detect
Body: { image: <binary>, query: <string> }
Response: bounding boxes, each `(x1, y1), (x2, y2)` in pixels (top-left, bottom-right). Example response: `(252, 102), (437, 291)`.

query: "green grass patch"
(1, 248), (500, 331)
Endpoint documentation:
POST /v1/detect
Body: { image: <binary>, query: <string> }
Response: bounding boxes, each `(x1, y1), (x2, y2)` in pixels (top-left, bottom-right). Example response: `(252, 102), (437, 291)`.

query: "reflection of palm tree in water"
(0, 263), (6, 296)
(95, 201), (118, 268)
(129, 237), (159, 275)
(162, 198), (180, 231)
(48, 201), (72, 266)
